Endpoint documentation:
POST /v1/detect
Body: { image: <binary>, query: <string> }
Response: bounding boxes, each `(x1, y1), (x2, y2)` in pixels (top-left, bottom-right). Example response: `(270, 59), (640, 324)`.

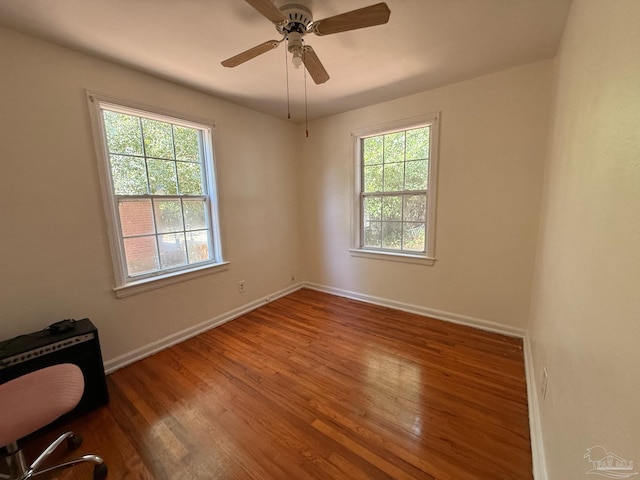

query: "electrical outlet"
(238, 280), (246, 293)
(541, 367), (549, 400)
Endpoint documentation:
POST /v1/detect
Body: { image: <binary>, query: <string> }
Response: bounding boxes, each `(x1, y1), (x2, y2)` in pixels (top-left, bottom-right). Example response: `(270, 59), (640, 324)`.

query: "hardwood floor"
(13, 289), (532, 479)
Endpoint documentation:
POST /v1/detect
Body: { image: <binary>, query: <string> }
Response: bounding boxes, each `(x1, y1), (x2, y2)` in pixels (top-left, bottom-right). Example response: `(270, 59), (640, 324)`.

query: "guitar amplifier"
(0, 318), (109, 421)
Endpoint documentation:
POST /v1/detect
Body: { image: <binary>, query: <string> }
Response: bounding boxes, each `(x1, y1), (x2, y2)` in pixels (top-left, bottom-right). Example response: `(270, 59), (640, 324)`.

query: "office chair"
(0, 363), (107, 479)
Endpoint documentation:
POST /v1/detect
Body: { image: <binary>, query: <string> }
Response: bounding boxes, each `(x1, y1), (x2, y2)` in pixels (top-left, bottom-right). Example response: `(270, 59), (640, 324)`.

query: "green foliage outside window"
(104, 111), (204, 196)
(361, 126), (430, 252)
(102, 109), (211, 276)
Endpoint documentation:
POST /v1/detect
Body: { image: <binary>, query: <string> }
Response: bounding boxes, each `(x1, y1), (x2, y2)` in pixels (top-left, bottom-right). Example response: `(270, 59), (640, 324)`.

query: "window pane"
(123, 236), (159, 275)
(363, 136), (383, 165)
(403, 195), (426, 222)
(177, 162), (203, 195)
(363, 196), (382, 221)
(406, 127), (430, 160)
(147, 159), (178, 195)
(382, 196), (402, 220)
(405, 160), (428, 191)
(154, 199), (183, 233)
(357, 117), (437, 256)
(174, 126), (200, 162)
(403, 222), (425, 251)
(103, 111), (143, 156)
(110, 155), (148, 195)
(382, 221), (402, 249)
(383, 163), (404, 192)
(142, 118), (174, 159)
(159, 233), (187, 268)
(364, 165), (383, 193)
(94, 98), (223, 286)
(184, 199), (206, 230)
(187, 231), (210, 264)
(363, 221), (382, 247)
(119, 199), (155, 237)
(384, 132), (405, 163)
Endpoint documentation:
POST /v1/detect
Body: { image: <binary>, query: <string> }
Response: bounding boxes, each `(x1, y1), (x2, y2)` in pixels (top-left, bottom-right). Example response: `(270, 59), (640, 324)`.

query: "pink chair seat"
(0, 363), (84, 446)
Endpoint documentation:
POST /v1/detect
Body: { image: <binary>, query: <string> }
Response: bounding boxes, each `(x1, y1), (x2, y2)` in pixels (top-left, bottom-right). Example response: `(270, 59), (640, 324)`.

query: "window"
(351, 113), (439, 265)
(87, 92), (226, 295)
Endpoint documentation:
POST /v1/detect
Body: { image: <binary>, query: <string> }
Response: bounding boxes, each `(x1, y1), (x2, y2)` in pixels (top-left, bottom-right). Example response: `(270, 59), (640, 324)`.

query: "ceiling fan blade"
(221, 40), (280, 67)
(302, 46), (330, 85)
(244, 0), (286, 24)
(312, 2), (390, 36)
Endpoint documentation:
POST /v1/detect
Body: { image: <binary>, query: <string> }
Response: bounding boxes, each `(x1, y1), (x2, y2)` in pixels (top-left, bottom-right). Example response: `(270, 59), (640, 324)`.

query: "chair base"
(1, 431), (106, 480)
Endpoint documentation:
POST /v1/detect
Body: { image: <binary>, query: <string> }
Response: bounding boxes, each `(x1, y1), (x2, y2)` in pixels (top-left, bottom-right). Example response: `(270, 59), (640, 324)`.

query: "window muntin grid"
(360, 126), (431, 253)
(101, 107), (216, 280)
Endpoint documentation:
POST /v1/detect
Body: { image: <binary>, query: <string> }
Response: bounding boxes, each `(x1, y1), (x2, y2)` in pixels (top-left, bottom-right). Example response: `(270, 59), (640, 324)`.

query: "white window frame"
(87, 91), (228, 297)
(350, 113), (440, 266)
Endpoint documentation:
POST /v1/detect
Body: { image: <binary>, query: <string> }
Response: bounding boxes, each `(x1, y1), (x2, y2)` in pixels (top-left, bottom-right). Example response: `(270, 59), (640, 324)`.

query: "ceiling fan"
(221, 0), (391, 85)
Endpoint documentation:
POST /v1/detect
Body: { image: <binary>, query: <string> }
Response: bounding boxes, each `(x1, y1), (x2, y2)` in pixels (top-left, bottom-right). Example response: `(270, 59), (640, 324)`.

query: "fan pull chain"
(303, 47), (309, 137)
(284, 41), (291, 120)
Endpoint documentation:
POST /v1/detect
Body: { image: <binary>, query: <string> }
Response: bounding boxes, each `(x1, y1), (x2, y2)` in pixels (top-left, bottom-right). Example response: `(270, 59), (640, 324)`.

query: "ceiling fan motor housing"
(277, 1), (314, 34)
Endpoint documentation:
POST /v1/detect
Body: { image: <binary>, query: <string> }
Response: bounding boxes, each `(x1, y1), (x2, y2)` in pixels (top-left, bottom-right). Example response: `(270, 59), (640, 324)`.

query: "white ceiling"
(0, 0), (571, 123)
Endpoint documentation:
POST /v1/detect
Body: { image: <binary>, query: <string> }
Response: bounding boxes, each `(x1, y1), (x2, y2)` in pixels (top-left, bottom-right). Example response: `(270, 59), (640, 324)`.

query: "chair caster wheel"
(67, 433), (83, 450)
(94, 463), (108, 479)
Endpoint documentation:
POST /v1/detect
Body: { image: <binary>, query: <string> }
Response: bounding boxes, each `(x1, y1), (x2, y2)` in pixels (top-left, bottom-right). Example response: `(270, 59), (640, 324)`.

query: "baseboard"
(523, 336), (548, 480)
(103, 282), (304, 374)
(304, 282), (527, 338)
(104, 281), (525, 374)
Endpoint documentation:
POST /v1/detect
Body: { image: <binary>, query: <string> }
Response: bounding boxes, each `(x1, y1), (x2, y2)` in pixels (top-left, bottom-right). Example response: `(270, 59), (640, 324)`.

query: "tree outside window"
(353, 114), (439, 264)
(88, 93), (224, 290)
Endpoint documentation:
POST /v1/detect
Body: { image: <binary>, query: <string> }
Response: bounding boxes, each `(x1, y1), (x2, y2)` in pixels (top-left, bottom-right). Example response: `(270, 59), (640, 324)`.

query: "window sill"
(113, 261), (230, 298)
(349, 249), (435, 266)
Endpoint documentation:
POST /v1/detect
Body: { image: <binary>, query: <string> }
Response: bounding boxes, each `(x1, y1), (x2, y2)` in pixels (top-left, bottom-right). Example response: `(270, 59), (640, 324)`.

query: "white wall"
(4, 5), (639, 477)
(0, 26), (302, 363)
(299, 61), (553, 329)
(529, 1), (640, 478)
